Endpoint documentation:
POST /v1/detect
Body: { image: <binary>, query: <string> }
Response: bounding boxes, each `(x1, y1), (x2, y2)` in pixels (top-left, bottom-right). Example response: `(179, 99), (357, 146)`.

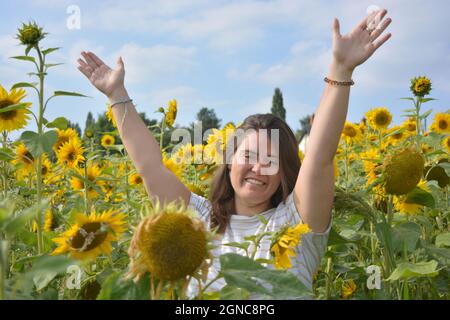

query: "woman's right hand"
(77, 51), (126, 99)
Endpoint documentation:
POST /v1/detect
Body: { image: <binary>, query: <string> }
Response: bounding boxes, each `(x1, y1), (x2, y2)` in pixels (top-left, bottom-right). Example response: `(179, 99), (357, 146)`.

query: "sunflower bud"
(16, 21), (47, 47)
(410, 76), (432, 97)
(85, 129), (94, 138)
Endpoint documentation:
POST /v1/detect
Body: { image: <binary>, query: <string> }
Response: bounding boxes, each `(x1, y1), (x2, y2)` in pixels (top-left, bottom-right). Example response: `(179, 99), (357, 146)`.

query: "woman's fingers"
(371, 32), (392, 52)
(369, 16), (392, 42)
(81, 51), (99, 69)
(87, 51), (106, 67)
(355, 8), (386, 33)
(77, 65), (92, 79)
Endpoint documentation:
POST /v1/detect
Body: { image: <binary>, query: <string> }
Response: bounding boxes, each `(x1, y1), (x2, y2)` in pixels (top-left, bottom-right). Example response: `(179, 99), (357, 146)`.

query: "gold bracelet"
(324, 76), (354, 86)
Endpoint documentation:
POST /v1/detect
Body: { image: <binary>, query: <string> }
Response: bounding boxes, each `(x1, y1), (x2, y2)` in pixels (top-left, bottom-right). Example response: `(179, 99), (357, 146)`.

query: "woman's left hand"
(332, 8), (392, 72)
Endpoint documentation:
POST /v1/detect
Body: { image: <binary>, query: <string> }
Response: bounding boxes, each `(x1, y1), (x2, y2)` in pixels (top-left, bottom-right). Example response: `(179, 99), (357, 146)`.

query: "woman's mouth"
(244, 178), (266, 186)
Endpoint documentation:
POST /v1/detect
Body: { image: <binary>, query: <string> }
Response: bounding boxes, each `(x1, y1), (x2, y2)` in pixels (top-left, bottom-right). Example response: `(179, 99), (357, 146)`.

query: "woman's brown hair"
(209, 114), (301, 233)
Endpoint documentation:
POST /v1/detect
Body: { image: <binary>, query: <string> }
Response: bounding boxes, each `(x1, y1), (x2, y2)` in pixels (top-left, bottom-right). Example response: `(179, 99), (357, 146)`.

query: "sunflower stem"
(159, 116), (166, 151)
(1, 131), (8, 200)
(0, 240), (9, 300)
(35, 45), (45, 254)
(324, 255), (333, 300)
(84, 158), (90, 215)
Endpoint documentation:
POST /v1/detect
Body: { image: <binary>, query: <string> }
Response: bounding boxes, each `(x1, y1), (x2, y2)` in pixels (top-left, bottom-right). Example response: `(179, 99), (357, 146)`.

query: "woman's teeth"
(245, 178), (265, 185)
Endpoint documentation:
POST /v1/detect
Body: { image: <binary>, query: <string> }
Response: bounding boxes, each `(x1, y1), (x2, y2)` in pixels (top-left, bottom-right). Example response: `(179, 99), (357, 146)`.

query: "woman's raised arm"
(77, 51), (190, 205)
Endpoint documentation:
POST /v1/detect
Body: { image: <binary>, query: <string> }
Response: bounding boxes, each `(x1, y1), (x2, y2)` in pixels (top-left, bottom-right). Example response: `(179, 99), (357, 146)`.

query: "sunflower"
(0, 85), (32, 132)
(341, 121), (363, 144)
(383, 148), (424, 195)
(341, 279), (357, 299)
(105, 104), (117, 128)
(32, 209), (54, 233)
(40, 153), (53, 178)
(425, 159), (450, 188)
(52, 209), (127, 260)
(129, 173), (143, 186)
(70, 163), (103, 199)
(11, 143), (35, 175)
(270, 222), (310, 270)
(402, 118), (417, 133)
(56, 138), (85, 168)
(430, 113), (450, 134)
(387, 126), (410, 146)
(165, 99), (177, 128)
(442, 136), (450, 153)
(53, 128), (79, 153)
(127, 201), (209, 282)
(393, 180), (430, 215)
(16, 21), (47, 47)
(185, 182), (207, 197)
(162, 152), (184, 179)
(410, 76), (432, 97)
(101, 134), (115, 148)
(366, 107), (392, 131)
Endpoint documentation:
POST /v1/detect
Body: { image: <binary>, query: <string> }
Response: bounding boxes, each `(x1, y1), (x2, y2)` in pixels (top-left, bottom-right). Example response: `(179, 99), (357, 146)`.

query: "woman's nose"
(251, 163), (262, 174)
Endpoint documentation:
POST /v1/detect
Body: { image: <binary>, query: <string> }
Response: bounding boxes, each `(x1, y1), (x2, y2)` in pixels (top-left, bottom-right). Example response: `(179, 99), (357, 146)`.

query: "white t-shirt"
(186, 191), (331, 299)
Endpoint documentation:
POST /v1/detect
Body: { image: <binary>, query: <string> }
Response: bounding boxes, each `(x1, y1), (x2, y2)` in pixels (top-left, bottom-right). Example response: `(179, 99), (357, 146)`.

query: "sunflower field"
(0, 22), (449, 301)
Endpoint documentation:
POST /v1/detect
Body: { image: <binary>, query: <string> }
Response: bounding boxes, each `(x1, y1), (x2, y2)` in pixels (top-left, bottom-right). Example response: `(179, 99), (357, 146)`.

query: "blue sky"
(1, 0), (449, 141)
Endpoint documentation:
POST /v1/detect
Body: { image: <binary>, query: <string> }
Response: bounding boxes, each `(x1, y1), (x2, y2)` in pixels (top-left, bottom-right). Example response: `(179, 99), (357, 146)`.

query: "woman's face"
(229, 130), (281, 208)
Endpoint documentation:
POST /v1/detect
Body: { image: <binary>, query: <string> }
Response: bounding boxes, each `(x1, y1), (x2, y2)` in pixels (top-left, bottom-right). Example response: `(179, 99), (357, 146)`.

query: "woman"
(77, 9), (392, 297)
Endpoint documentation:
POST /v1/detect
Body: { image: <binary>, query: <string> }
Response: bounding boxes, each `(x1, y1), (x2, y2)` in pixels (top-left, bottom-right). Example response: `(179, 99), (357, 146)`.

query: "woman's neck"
(233, 197), (272, 216)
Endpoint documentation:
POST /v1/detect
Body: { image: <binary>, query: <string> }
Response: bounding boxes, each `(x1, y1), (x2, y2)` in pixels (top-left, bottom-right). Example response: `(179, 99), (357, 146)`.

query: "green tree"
(271, 88), (286, 120)
(189, 107), (221, 144)
(67, 120), (82, 137)
(296, 114), (313, 143)
(84, 111), (95, 135)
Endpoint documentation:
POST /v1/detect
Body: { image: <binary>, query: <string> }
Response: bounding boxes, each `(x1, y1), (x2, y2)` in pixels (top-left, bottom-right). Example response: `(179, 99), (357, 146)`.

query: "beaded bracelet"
(324, 76), (354, 86)
(110, 98), (133, 108)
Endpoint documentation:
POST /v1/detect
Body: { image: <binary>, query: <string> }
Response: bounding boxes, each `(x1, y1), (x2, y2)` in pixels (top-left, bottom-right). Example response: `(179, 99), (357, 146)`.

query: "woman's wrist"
(108, 87), (129, 102)
(328, 60), (354, 82)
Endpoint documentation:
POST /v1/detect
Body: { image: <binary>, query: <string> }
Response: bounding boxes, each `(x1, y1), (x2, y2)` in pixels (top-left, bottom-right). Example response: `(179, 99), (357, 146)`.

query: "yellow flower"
(430, 113), (450, 134)
(387, 126), (410, 146)
(105, 104), (117, 128)
(0, 85), (32, 132)
(127, 201), (209, 282)
(52, 209), (127, 260)
(298, 149), (305, 162)
(410, 76), (432, 97)
(442, 136), (450, 153)
(393, 180), (430, 215)
(101, 134), (115, 148)
(366, 107), (392, 131)
(421, 144), (433, 154)
(162, 152), (183, 179)
(54, 128), (79, 153)
(402, 118), (417, 133)
(341, 121), (363, 144)
(70, 163), (103, 199)
(40, 153), (53, 178)
(165, 99), (177, 128)
(56, 138), (85, 168)
(341, 279), (357, 299)
(270, 223), (310, 270)
(11, 143), (35, 175)
(32, 209), (54, 233)
(185, 182), (207, 197)
(128, 173), (143, 186)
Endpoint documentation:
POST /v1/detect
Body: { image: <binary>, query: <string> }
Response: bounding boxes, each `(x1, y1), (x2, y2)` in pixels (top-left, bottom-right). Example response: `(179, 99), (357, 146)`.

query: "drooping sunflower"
(430, 113), (450, 134)
(0, 85), (32, 132)
(165, 99), (177, 128)
(383, 148), (424, 195)
(53, 128), (79, 153)
(56, 138), (85, 168)
(105, 104), (117, 128)
(270, 222), (310, 270)
(127, 201), (209, 282)
(70, 163), (103, 199)
(52, 209), (127, 260)
(410, 76), (432, 97)
(366, 107), (392, 131)
(101, 134), (115, 148)
(341, 121), (363, 144)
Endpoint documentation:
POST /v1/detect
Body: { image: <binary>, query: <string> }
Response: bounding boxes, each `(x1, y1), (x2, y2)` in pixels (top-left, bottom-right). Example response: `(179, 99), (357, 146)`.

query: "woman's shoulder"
(187, 192), (212, 221)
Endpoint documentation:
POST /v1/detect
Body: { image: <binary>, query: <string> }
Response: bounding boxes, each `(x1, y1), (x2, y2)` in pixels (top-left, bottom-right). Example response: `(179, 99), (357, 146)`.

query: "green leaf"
(25, 45), (33, 56)
(42, 47), (60, 55)
(391, 222), (421, 253)
(10, 55), (36, 63)
(387, 260), (439, 281)
(97, 271), (150, 300)
(0, 103), (29, 114)
(219, 285), (250, 300)
(53, 91), (88, 98)
(435, 233), (450, 248)
(436, 163), (450, 177)
(45, 63), (64, 69)
(419, 109), (432, 119)
(20, 130), (58, 157)
(0, 147), (14, 161)
(223, 241), (251, 251)
(404, 187), (435, 208)
(46, 117), (68, 130)
(402, 108), (417, 113)
(2, 199), (49, 237)
(11, 82), (38, 90)
(327, 227), (355, 246)
(419, 97), (437, 103)
(400, 97), (415, 101)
